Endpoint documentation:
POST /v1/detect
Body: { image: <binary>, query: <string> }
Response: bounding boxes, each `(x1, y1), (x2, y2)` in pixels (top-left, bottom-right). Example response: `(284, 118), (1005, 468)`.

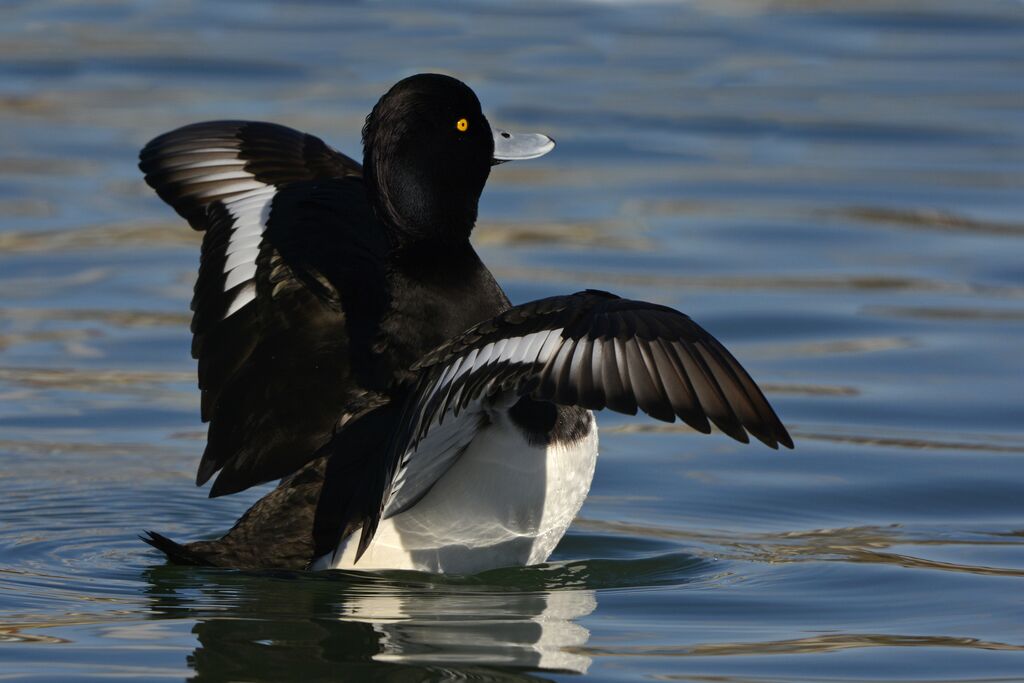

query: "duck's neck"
(363, 148), (487, 251)
(372, 242), (510, 387)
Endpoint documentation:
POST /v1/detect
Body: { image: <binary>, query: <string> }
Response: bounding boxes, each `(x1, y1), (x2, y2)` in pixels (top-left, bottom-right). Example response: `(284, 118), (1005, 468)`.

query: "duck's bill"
(492, 130), (555, 164)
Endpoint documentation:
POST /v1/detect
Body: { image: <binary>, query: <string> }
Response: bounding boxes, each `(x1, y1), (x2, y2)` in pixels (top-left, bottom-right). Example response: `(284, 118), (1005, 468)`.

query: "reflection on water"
(1, 0), (1024, 680)
(140, 555), (717, 679)
(337, 584), (596, 672)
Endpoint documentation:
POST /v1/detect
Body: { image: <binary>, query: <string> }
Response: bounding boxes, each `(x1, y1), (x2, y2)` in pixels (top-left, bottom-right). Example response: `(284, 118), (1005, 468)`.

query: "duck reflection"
(142, 564), (595, 680)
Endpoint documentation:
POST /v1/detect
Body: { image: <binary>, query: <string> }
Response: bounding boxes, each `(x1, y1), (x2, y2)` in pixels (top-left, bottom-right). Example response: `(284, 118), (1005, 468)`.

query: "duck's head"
(362, 73), (554, 251)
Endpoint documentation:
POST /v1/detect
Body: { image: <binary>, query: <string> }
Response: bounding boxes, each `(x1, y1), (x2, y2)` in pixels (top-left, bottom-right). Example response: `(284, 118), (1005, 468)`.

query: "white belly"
(312, 411), (598, 574)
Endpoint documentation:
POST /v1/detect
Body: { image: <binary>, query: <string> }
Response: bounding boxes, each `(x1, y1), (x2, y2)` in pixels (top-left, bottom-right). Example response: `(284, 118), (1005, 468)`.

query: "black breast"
(372, 242), (511, 390)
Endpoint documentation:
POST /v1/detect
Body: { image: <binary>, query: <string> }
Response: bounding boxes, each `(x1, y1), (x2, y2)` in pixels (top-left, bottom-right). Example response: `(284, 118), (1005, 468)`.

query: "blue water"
(1, 1), (1023, 680)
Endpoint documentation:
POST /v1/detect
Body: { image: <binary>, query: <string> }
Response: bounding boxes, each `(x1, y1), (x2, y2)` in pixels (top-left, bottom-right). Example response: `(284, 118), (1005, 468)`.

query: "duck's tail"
(138, 451), (341, 570)
(139, 402), (398, 570)
(140, 530), (216, 566)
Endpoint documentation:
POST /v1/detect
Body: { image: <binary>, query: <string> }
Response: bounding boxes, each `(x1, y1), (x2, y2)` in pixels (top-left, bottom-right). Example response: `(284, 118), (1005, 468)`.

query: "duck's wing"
(139, 120), (362, 229)
(338, 289), (793, 560)
(406, 289), (792, 447)
(140, 121), (389, 497)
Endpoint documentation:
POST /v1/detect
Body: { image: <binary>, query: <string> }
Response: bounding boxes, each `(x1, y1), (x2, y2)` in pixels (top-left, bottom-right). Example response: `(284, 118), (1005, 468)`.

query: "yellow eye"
(456, 117), (469, 132)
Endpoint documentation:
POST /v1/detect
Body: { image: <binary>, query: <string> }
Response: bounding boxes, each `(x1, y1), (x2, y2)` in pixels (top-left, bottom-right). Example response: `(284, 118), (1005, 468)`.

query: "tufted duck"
(139, 73), (792, 573)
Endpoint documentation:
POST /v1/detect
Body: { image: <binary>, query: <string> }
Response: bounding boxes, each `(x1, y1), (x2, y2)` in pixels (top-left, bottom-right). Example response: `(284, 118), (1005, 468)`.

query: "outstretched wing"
(341, 289), (793, 559)
(140, 121), (388, 497)
(408, 289), (792, 446)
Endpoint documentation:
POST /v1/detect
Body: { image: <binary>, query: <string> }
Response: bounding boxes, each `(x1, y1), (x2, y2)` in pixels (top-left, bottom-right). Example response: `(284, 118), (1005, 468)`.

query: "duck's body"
(314, 407), (597, 573)
(140, 74), (792, 574)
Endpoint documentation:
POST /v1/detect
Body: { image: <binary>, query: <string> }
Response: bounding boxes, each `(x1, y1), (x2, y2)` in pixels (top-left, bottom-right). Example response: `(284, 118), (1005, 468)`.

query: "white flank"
(312, 406), (598, 574)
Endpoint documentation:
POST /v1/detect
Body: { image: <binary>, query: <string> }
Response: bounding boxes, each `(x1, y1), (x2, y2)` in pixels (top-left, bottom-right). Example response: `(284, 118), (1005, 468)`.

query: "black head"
(362, 74), (496, 251)
(361, 74), (555, 254)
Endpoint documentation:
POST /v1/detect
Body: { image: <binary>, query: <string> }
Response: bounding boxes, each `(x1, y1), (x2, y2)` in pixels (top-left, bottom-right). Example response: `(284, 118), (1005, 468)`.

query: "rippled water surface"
(2, 1), (1023, 680)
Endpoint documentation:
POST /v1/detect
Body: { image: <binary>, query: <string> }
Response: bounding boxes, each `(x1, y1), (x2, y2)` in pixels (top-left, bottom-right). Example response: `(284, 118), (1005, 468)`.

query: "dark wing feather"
(406, 289), (791, 449)
(139, 120), (361, 230)
(140, 121), (387, 497)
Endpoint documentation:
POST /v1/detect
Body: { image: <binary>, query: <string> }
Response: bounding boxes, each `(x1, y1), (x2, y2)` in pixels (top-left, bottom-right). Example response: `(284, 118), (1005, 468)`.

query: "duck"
(139, 73), (792, 574)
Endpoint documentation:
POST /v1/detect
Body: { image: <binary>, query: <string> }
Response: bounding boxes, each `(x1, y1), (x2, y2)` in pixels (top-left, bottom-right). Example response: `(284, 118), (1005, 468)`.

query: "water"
(1, 0), (1023, 680)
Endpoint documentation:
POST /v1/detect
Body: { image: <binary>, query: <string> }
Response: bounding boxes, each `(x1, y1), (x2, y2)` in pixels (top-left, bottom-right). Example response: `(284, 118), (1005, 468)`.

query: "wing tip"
(208, 474), (242, 498)
(200, 459), (247, 498)
(719, 422), (751, 445)
(747, 421), (795, 450)
(195, 458), (217, 488)
(354, 519), (378, 563)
